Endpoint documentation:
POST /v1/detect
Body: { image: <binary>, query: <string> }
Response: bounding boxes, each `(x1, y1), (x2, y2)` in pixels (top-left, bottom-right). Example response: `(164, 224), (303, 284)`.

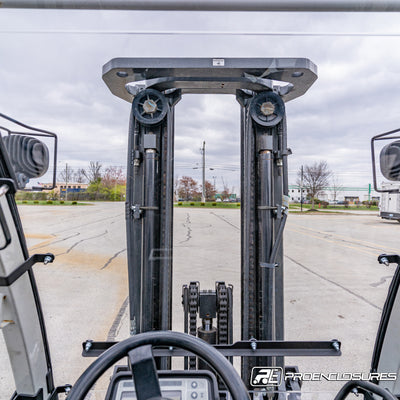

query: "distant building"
(288, 184), (380, 204)
(37, 182), (88, 196)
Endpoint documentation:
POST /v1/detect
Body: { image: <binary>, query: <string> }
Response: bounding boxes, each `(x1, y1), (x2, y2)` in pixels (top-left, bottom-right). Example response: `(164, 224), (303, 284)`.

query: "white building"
(288, 184), (380, 204)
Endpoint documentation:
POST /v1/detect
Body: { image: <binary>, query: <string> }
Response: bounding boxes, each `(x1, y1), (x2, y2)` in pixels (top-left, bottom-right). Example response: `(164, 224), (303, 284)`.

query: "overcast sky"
(1, 9), (400, 191)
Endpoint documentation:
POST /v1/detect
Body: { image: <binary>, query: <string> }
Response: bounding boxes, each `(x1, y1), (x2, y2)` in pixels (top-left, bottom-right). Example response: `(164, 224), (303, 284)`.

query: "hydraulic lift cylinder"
(126, 116), (143, 335)
(142, 148), (159, 332)
(258, 149), (275, 366)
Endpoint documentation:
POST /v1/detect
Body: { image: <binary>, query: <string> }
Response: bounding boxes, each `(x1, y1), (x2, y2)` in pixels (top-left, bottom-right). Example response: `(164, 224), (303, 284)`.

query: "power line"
(1, 30), (400, 37)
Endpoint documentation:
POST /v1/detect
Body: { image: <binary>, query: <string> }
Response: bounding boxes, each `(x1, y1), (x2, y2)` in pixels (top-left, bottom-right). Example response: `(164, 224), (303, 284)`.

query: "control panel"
(106, 369), (218, 400)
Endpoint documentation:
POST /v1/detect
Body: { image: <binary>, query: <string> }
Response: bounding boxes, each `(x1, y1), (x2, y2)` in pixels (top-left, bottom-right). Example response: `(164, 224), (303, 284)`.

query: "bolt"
(143, 99), (158, 114)
(130, 319), (137, 336)
(332, 341), (340, 352)
(43, 256), (52, 265)
(65, 386), (71, 394)
(85, 340), (93, 352)
(380, 257), (390, 266)
(250, 338), (257, 352)
(169, 346), (174, 352)
(260, 101), (275, 116)
(351, 388), (359, 396)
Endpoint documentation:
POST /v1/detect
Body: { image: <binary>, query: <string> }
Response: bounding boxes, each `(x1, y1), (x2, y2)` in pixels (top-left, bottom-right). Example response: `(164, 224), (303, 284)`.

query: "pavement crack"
(370, 276), (393, 288)
(101, 248), (127, 270)
(51, 213), (124, 235)
(295, 225), (394, 254)
(107, 296), (129, 341)
(179, 213), (192, 244)
(285, 255), (382, 311)
(210, 211), (240, 231)
(33, 232), (81, 250)
(56, 231), (108, 256)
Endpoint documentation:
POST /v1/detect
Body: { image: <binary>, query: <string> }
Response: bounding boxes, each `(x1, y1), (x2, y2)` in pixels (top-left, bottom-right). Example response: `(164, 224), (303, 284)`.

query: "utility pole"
(300, 165), (304, 212)
(65, 163), (69, 202)
(201, 141), (206, 202)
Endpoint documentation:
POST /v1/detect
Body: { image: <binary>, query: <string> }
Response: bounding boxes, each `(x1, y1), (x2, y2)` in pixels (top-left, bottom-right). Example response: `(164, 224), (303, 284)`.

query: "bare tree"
(58, 163), (73, 183)
(331, 175), (343, 205)
(83, 161), (102, 183)
(74, 168), (87, 183)
(102, 166), (125, 188)
(297, 161), (331, 209)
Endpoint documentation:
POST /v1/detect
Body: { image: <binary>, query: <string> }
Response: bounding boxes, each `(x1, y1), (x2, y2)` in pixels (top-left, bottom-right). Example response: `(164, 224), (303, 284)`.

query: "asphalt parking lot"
(1, 203), (399, 398)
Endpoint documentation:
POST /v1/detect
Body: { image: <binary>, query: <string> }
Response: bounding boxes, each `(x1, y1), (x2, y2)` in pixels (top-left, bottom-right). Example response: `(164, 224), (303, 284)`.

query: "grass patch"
(16, 200), (88, 206)
(174, 201), (240, 208)
(290, 210), (344, 215)
(289, 203), (378, 211)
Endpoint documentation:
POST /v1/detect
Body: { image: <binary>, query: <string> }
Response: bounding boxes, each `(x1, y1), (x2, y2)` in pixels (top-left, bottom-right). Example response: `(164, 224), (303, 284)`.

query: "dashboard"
(106, 369), (219, 400)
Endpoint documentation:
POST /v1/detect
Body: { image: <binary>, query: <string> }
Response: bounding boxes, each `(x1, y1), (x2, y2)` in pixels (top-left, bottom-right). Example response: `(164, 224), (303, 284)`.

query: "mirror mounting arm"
(378, 254), (400, 266)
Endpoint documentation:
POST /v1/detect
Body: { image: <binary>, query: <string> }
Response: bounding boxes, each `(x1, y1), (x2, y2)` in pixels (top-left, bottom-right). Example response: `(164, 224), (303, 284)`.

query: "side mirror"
(2, 135), (49, 189)
(371, 128), (400, 192)
(380, 140), (400, 181)
(0, 112), (57, 190)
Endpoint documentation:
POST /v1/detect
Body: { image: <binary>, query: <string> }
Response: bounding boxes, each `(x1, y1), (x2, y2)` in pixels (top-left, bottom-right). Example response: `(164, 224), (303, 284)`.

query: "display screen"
(120, 390), (182, 400)
(161, 390), (182, 400)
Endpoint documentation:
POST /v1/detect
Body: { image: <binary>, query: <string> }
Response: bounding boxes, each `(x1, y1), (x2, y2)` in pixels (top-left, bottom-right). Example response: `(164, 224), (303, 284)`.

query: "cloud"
(1, 10), (400, 189)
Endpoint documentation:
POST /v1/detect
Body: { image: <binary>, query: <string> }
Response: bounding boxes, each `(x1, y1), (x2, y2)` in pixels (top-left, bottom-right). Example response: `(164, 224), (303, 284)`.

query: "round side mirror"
(380, 140), (400, 181)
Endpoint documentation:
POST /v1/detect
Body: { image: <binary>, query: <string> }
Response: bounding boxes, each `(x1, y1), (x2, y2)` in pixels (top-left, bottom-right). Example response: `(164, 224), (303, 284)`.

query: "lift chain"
(216, 282), (229, 344)
(188, 281), (199, 369)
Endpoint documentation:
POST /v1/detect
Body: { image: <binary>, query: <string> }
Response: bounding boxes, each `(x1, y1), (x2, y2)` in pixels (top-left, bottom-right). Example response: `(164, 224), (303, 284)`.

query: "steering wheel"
(67, 330), (250, 400)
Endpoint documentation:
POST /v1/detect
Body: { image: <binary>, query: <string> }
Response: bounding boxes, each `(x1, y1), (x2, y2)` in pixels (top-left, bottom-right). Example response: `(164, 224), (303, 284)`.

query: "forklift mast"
(102, 57), (318, 383)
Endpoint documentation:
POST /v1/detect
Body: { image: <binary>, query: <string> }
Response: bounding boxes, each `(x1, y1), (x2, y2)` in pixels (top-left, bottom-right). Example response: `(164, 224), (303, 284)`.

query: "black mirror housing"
(380, 140), (400, 181)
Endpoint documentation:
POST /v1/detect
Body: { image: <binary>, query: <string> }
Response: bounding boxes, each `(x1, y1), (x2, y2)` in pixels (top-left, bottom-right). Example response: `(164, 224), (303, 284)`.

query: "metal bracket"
(132, 204), (142, 220)
(0, 253), (55, 287)
(378, 254), (400, 266)
(10, 388), (43, 400)
(131, 205), (160, 220)
(243, 73), (294, 96)
(126, 75), (294, 98)
(82, 339), (341, 358)
(281, 148), (292, 156)
(143, 134), (158, 150)
(47, 385), (72, 400)
(260, 262), (278, 269)
(257, 135), (273, 151)
(0, 178), (17, 195)
(258, 206), (278, 211)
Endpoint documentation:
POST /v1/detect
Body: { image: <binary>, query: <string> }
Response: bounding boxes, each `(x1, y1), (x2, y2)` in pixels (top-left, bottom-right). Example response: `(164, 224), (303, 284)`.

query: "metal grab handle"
(0, 191), (11, 250)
